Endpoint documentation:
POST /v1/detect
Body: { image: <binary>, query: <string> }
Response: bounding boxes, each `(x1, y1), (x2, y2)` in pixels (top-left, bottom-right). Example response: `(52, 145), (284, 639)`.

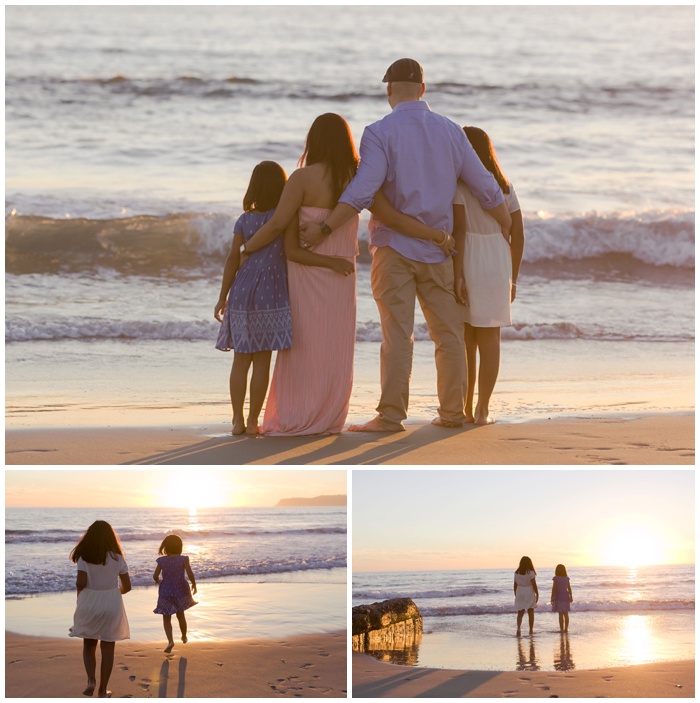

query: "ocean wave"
(420, 599), (695, 617)
(353, 586), (502, 601)
(6, 555), (348, 596)
(5, 526), (346, 544)
(6, 210), (693, 276)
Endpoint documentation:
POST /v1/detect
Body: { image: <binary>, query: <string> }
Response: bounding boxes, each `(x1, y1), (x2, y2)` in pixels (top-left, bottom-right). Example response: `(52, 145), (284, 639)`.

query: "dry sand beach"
(6, 413), (694, 465)
(352, 652), (694, 698)
(6, 631), (346, 698)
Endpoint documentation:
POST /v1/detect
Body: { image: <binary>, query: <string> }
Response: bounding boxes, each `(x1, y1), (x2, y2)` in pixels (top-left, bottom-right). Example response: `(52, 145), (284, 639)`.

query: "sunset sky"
(353, 470), (694, 571)
(5, 469), (346, 509)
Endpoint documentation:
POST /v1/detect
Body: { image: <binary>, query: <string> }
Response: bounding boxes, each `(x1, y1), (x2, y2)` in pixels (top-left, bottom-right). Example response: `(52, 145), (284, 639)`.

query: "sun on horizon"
(159, 471), (235, 511)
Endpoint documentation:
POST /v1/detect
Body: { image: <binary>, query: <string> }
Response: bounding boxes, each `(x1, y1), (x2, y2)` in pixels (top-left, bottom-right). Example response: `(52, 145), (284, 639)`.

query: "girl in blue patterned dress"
(215, 161), (292, 435)
(153, 534), (197, 653)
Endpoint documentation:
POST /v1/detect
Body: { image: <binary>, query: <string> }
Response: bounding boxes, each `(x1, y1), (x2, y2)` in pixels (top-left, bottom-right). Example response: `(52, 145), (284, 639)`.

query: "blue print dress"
(153, 555), (197, 615)
(216, 209), (293, 353)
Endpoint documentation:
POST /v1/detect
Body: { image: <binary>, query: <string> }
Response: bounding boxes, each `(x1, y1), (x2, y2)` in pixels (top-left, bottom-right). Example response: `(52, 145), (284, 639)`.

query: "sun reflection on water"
(616, 614), (656, 665)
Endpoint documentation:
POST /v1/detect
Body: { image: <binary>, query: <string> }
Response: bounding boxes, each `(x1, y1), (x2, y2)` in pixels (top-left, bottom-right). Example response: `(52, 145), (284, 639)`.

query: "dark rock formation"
(352, 598), (423, 656)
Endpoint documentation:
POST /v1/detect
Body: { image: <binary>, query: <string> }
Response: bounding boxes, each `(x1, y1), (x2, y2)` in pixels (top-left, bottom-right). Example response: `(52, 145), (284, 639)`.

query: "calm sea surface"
(353, 565), (694, 670)
(5, 6), (694, 428)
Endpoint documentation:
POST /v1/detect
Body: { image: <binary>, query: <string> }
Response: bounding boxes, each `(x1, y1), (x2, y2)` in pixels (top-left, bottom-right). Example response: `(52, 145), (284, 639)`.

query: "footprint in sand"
(602, 675), (614, 681)
(519, 677), (531, 682)
(300, 663), (314, 670)
(535, 684), (551, 690)
(9, 660), (22, 664)
(214, 661), (223, 667)
(138, 678), (152, 691)
(316, 651), (330, 657)
(118, 665), (129, 671)
(129, 676), (136, 682)
(48, 654), (66, 659)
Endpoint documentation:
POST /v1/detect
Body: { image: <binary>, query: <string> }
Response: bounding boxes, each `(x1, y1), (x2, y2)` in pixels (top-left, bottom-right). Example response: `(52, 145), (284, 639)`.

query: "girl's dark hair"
(243, 161), (287, 212)
(299, 113), (359, 204)
(516, 556), (536, 575)
(70, 520), (123, 565)
(464, 126), (510, 195)
(555, 564), (568, 577)
(159, 534), (183, 555)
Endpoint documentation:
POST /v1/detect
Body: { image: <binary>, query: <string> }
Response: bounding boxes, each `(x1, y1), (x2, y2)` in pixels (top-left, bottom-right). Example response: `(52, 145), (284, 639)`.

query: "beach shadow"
(158, 659), (169, 697)
(157, 656), (187, 697)
(177, 657), (187, 697)
(126, 423), (478, 465)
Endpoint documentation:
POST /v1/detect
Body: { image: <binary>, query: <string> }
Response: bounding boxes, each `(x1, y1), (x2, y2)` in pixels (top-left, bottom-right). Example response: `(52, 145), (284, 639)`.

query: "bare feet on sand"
(245, 423), (260, 435)
(431, 417), (463, 428)
(83, 680), (96, 696)
(182, 635), (188, 643)
(164, 641), (174, 653)
(348, 416), (404, 432)
(97, 691), (111, 698)
(232, 418), (246, 435)
(474, 405), (495, 425)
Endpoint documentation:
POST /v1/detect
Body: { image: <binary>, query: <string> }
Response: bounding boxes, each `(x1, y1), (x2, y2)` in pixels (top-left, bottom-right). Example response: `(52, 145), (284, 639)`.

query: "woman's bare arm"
(509, 209), (524, 301)
(370, 190), (454, 255)
(119, 573), (132, 595)
(532, 577), (539, 602)
(452, 203), (467, 304)
(244, 171), (306, 253)
(76, 570), (87, 596)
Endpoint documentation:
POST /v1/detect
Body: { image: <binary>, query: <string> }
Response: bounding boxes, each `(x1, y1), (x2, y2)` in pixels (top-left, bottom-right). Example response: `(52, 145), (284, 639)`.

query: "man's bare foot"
(83, 680), (96, 696)
(431, 417), (463, 428)
(232, 419), (246, 435)
(181, 635), (188, 643)
(164, 641), (174, 653)
(245, 423), (260, 435)
(348, 416), (404, 432)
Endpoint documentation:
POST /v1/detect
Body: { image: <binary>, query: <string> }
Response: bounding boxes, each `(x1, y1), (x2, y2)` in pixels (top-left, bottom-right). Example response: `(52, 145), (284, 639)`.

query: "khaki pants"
(371, 245), (467, 429)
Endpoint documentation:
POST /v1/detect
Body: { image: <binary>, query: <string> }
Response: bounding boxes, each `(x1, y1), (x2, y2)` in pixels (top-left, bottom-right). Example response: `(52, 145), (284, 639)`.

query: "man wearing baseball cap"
(301, 58), (512, 433)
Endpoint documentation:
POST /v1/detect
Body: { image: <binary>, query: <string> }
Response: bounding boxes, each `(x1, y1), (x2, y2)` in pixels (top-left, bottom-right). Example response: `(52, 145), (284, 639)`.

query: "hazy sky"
(5, 469), (346, 508)
(353, 469), (694, 571)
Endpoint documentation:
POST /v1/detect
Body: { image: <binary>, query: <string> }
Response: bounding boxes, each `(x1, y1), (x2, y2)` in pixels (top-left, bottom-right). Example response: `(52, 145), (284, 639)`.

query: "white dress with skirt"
(453, 181), (521, 327)
(69, 553), (130, 641)
(514, 570), (537, 611)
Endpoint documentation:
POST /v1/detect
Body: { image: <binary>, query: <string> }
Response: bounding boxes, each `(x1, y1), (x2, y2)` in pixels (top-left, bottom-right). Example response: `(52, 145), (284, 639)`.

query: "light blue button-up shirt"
(339, 100), (505, 263)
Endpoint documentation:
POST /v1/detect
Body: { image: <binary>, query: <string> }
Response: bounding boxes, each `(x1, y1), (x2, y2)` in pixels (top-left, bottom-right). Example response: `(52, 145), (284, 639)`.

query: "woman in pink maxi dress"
(263, 206), (358, 435)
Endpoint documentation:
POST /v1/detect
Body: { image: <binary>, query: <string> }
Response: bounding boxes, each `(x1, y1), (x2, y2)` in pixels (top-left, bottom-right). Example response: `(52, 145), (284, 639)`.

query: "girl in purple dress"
(153, 534), (197, 653)
(550, 563), (574, 632)
(214, 161), (292, 436)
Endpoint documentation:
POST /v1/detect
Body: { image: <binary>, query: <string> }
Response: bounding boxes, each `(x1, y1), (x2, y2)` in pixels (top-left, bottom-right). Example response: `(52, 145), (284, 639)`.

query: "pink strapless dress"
(262, 207), (359, 436)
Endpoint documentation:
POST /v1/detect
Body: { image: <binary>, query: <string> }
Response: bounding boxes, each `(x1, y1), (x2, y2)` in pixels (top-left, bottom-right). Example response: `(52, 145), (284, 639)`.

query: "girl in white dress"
(453, 127), (525, 425)
(513, 556), (538, 636)
(69, 520), (131, 698)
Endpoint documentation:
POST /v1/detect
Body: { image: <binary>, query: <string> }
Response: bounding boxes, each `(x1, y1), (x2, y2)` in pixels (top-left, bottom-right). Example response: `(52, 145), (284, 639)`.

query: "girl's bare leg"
(558, 613), (565, 631)
(527, 607), (535, 634)
(474, 327), (501, 425)
(175, 611), (188, 643)
(516, 609), (525, 636)
(163, 614), (175, 652)
(97, 641), (115, 697)
(464, 324), (477, 423)
(563, 612), (569, 632)
(246, 350), (272, 434)
(82, 639), (98, 695)
(230, 353), (253, 434)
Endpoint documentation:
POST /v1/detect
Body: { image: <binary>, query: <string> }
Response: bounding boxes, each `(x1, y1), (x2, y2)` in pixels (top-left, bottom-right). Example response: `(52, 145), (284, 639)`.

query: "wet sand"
(352, 651), (694, 698)
(5, 413), (694, 465)
(6, 631), (347, 698)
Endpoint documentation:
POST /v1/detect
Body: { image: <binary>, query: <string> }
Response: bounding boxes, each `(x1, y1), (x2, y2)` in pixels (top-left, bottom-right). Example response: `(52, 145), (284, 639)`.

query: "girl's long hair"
(516, 556), (536, 575)
(243, 161), (287, 212)
(464, 126), (509, 195)
(298, 113), (359, 204)
(555, 564), (568, 577)
(70, 520), (123, 565)
(159, 534), (183, 555)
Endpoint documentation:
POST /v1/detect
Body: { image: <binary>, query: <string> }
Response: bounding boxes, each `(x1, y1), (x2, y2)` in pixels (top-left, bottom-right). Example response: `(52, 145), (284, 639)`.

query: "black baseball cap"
(382, 58), (424, 84)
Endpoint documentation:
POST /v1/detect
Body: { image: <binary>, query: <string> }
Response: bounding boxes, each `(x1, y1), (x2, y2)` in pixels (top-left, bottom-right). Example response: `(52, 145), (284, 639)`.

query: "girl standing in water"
(514, 555), (538, 636)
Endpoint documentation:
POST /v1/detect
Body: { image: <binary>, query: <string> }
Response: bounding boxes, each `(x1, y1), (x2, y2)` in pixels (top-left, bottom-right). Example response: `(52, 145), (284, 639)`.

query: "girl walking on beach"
(514, 556), (538, 636)
(551, 563), (574, 632)
(69, 520), (131, 698)
(452, 126), (525, 425)
(153, 534), (197, 653)
(215, 160), (292, 435)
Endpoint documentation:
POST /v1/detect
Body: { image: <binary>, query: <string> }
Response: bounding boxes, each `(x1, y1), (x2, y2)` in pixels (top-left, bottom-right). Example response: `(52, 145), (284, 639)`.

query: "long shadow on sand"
(124, 423), (480, 465)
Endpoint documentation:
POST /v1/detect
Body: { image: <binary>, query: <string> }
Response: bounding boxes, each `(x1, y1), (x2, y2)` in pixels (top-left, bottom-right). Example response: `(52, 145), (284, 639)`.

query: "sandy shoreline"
(6, 631), (347, 698)
(352, 652), (694, 698)
(5, 413), (694, 465)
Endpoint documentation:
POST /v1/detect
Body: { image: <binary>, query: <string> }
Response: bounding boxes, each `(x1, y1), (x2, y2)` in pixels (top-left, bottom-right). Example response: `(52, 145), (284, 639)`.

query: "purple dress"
(215, 209), (292, 353)
(551, 575), (571, 613)
(153, 555), (197, 615)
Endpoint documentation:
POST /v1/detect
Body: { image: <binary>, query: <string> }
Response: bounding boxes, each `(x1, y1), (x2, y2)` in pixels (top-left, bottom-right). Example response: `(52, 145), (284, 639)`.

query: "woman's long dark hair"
(516, 556), (536, 575)
(70, 520), (123, 565)
(299, 113), (359, 204)
(464, 126), (509, 195)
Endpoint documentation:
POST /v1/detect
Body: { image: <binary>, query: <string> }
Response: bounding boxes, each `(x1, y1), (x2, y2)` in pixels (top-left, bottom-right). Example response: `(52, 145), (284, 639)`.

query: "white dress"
(514, 570), (537, 610)
(69, 553), (130, 641)
(453, 181), (521, 327)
